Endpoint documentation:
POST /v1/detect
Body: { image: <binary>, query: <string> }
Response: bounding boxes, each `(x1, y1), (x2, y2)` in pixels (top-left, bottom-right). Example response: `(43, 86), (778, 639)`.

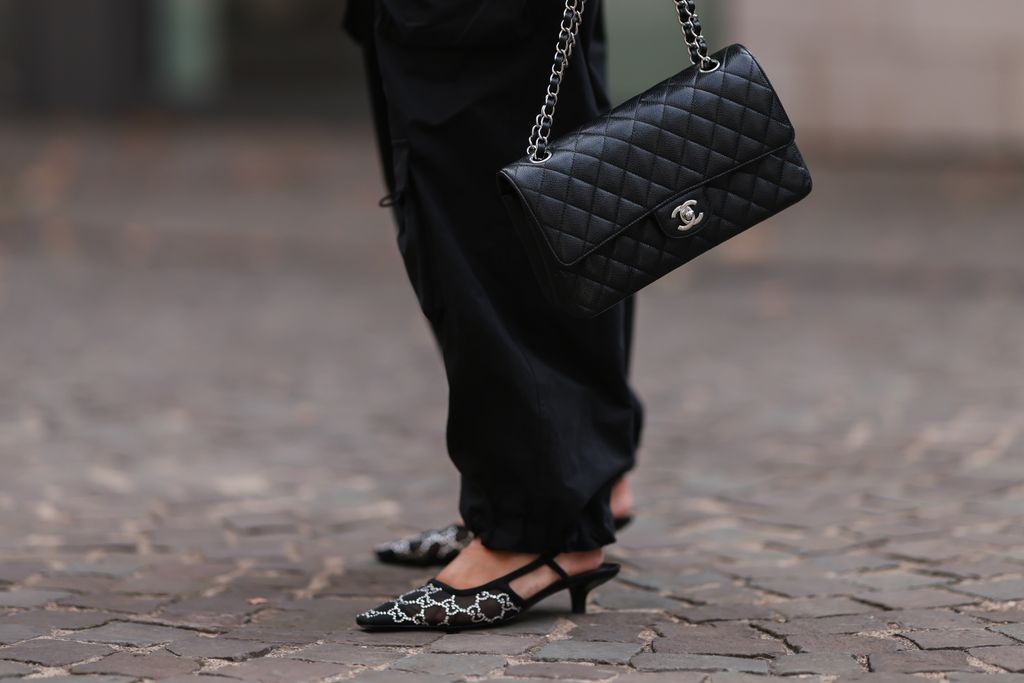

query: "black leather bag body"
(497, 0), (812, 318)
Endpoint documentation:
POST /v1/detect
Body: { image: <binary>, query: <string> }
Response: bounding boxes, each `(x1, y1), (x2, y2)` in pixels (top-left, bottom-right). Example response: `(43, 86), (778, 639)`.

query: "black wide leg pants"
(345, 0), (643, 554)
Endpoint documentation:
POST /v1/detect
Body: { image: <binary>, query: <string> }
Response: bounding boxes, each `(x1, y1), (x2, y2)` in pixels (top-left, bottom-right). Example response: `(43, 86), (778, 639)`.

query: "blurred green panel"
(605, 1), (720, 105)
(154, 0), (225, 105)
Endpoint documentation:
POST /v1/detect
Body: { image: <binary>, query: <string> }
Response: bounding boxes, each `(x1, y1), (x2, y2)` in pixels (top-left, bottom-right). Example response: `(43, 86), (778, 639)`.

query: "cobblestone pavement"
(1, 122), (1024, 682)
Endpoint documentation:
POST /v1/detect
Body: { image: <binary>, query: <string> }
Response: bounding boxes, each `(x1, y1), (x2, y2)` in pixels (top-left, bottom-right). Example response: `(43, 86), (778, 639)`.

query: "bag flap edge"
(499, 44), (799, 267)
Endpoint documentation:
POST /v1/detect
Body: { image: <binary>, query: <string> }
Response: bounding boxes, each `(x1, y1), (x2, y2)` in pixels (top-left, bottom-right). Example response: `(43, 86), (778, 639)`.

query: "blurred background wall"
(723, 0), (1024, 161)
(0, 0), (364, 118)
(1, 0), (1021, 164)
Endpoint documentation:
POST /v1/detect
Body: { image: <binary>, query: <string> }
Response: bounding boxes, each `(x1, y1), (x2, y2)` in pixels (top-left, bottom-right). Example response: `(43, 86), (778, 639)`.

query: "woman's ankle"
(610, 474), (635, 519)
(555, 547), (604, 574)
(436, 539), (605, 591)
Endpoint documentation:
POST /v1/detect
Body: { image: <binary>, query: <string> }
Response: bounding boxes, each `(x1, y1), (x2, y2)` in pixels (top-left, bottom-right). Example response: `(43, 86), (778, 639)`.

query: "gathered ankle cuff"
(459, 478), (619, 554)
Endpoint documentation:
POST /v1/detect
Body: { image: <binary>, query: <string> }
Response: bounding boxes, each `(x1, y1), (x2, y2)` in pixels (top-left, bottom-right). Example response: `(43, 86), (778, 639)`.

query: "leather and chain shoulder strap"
(526, 0), (721, 163)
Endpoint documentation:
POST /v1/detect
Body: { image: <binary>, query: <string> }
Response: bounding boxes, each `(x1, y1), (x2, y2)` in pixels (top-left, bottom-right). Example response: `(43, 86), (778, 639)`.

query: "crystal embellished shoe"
(375, 516), (633, 567)
(356, 555), (620, 631)
(374, 523), (474, 567)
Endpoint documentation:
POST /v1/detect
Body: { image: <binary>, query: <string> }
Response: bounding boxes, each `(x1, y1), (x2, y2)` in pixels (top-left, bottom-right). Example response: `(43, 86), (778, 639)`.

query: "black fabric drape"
(345, 0), (643, 553)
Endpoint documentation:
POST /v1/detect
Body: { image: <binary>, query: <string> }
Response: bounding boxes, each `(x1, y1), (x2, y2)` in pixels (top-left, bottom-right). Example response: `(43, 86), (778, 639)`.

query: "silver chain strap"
(674, 0), (720, 73)
(526, 0), (587, 163)
(526, 0), (721, 163)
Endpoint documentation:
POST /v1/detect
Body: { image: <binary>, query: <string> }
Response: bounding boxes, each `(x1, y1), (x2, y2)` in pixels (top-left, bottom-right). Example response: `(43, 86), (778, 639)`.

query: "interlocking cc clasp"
(671, 200), (704, 233)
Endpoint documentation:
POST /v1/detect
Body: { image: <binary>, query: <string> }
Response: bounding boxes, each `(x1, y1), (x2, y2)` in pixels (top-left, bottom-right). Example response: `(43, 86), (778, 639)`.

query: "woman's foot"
(356, 541), (618, 630)
(436, 539), (603, 601)
(375, 476), (635, 566)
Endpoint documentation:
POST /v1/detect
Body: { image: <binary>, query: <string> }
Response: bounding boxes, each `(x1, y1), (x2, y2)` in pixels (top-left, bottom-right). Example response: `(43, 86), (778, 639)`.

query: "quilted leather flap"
(499, 44), (796, 266)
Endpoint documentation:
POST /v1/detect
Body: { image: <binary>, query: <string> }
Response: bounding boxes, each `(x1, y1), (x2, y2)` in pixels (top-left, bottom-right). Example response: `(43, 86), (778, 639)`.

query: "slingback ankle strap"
(494, 554), (553, 585)
(544, 557), (570, 581)
(487, 554), (570, 588)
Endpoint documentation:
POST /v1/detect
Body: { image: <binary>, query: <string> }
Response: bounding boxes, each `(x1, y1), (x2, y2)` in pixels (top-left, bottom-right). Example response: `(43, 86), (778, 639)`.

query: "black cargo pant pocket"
(388, 139), (445, 322)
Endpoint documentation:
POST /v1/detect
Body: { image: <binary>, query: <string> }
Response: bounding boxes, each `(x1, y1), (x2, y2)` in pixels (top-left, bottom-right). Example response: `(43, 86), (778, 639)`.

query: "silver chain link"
(526, 0), (587, 163)
(673, 0), (720, 73)
(526, 0), (720, 163)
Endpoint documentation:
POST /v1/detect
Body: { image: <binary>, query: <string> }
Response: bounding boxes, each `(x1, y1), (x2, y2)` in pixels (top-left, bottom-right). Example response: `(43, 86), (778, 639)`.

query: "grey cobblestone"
(755, 613), (894, 636)
(533, 640), (643, 665)
(869, 650), (979, 674)
(848, 572), (952, 592)
(165, 635), (275, 660)
(771, 598), (880, 619)
(856, 588), (979, 610)
(502, 663), (620, 680)
(70, 651), (201, 678)
(0, 589), (71, 608)
(785, 633), (910, 655)
(955, 580), (1024, 602)
(0, 624), (45, 645)
(0, 660), (34, 678)
(971, 609), (1024, 625)
(936, 560), (1024, 579)
(1, 123), (1023, 682)
(58, 593), (169, 614)
(289, 642), (407, 666)
(390, 653), (507, 677)
(903, 629), (1015, 649)
(156, 595), (265, 629)
(352, 672), (457, 683)
(674, 604), (778, 623)
(710, 675), (791, 683)
(0, 564), (44, 585)
(885, 609), (986, 630)
(70, 621), (198, 646)
(613, 674), (707, 683)
(428, 634), (540, 655)
(770, 653), (864, 675)
(0, 609), (118, 630)
(631, 653), (770, 674)
(591, 587), (683, 611)
(836, 676), (922, 683)
(565, 612), (655, 643)
(215, 658), (354, 682)
(652, 623), (788, 657)
(994, 624), (1024, 642)
(482, 614), (562, 636)
(333, 629), (444, 648)
(970, 647), (1024, 673)
(0, 638), (114, 666)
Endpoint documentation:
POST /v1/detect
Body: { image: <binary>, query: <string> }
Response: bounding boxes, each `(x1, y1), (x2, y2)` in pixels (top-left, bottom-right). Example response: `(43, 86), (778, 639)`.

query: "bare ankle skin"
(610, 474), (634, 519)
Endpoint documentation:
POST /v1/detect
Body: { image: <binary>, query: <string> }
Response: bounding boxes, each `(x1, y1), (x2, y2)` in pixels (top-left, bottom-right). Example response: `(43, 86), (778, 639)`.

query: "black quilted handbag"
(497, 0), (812, 318)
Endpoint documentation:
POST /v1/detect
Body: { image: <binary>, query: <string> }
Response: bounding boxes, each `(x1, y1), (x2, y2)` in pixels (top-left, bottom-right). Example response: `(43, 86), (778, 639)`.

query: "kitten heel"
(568, 563), (621, 614)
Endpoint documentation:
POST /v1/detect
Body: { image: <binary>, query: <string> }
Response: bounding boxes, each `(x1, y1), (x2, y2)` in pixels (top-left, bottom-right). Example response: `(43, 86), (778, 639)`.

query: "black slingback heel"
(374, 523), (473, 567)
(375, 516), (633, 567)
(356, 555), (620, 631)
